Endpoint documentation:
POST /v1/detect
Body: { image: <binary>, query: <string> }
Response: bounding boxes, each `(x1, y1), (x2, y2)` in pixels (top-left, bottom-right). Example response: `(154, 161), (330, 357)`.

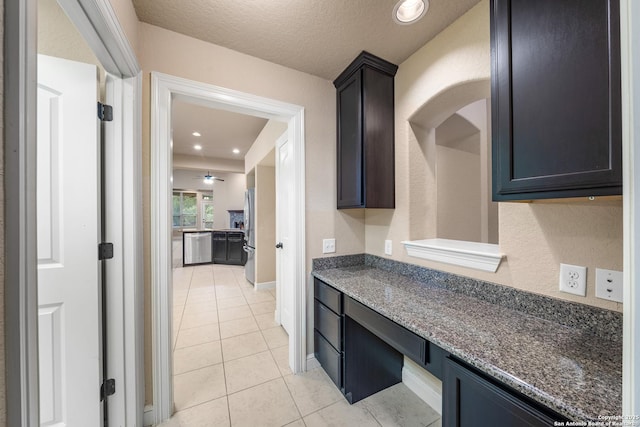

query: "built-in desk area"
(311, 255), (622, 426)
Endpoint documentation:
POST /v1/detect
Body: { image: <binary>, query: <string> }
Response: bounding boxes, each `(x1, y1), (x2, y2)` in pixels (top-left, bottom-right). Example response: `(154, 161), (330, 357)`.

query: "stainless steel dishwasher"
(182, 231), (213, 266)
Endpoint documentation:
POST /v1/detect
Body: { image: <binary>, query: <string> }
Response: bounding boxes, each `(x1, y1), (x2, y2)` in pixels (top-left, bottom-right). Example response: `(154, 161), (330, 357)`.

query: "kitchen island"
(312, 254), (622, 424)
(181, 229), (246, 266)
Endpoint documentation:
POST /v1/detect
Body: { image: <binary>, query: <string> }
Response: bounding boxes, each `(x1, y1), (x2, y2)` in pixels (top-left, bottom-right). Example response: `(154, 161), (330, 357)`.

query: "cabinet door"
(227, 232), (245, 265)
(362, 66), (395, 208)
(212, 232), (227, 263)
(491, 0), (621, 201)
(337, 72), (363, 208)
(443, 358), (561, 427)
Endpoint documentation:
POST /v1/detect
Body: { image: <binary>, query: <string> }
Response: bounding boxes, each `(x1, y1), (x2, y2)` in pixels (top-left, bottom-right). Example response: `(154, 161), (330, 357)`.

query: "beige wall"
(0, 0), (5, 422)
(434, 98), (496, 243)
(245, 120), (287, 174)
(365, 0), (623, 312)
(246, 121), (284, 285)
(138, 22), (365, 404)
(436, 134), (481, 242)
(255, 163), (276, 284)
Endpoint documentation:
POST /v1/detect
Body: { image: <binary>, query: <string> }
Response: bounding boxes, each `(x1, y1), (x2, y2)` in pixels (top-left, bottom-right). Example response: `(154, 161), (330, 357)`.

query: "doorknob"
(275, 242), (283, 249)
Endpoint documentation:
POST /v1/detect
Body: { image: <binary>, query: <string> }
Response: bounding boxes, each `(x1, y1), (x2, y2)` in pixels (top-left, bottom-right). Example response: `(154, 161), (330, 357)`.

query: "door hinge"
(100, 378), (116, 401)
(98, 242), (114, 260)
(97, 102), (113, 122)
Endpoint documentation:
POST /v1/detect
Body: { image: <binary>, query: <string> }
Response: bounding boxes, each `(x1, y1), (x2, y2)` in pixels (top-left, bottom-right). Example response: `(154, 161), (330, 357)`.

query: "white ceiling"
(132, 0), (482, 80)
(171, 100), (269, 160)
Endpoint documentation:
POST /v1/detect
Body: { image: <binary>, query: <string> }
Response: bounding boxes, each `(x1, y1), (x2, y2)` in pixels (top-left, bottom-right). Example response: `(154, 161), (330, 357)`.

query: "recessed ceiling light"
(192, 132), (201, 137)
(232, 148), (240, 154)
(393, 0), (428, 25)
(194, 144), (202, 150)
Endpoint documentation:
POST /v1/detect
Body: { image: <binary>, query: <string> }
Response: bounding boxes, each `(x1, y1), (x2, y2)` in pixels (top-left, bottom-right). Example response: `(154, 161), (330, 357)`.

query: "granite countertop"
(312, 262), (622, 422)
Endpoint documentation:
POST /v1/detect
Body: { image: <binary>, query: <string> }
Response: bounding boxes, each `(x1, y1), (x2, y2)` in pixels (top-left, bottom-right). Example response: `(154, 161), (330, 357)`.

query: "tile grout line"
(276, 369), (305, 425)
(172, 267), (194, 352)
(217, 266), (237, 427)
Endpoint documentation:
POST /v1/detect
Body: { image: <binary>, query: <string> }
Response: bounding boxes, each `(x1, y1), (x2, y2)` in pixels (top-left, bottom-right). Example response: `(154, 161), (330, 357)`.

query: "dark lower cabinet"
(212, 231), (246, 265)
(226, 232), (245, 264)
(212, 232), (228, 263)
(443, 358), (566, 427)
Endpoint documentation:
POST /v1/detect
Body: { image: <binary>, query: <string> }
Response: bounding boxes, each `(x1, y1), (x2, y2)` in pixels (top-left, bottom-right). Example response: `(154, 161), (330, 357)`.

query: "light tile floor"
(160, 264), (442, 427)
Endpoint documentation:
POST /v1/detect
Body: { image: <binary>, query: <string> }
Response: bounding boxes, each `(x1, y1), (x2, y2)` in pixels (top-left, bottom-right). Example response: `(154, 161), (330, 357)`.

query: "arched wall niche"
(406, 78), (497, 243)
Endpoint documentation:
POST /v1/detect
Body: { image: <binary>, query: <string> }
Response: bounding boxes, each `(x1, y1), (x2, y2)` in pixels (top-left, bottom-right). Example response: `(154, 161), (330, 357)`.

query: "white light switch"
(595, 268), (623, 303)
(322, 238), (336, 254)
(384, 240), (392, 256)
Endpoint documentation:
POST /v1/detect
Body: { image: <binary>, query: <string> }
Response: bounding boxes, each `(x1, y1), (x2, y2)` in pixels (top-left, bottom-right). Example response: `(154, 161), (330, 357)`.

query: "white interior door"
(37, 54), (102, 426)
(276, 132), (294, 335)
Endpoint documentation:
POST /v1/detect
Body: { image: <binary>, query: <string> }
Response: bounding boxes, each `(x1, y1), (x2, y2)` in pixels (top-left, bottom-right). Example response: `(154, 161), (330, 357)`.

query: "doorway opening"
(151, 72), (306, 423)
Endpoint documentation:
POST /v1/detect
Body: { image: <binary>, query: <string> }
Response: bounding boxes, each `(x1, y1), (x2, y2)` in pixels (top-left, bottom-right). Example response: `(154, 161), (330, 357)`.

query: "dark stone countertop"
(312, 262), (622, 422)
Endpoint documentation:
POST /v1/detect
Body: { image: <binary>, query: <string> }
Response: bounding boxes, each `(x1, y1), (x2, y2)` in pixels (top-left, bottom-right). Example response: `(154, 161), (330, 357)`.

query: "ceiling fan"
(193, 172), (225, 184)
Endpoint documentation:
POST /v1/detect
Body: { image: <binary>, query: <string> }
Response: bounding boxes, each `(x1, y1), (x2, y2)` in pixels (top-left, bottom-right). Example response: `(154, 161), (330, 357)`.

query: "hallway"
(161, 264), (441, 427)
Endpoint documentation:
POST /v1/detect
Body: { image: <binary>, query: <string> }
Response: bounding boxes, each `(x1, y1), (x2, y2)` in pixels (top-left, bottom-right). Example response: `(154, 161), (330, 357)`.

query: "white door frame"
(150, 72), (307, 423)
(621, 0), (640, 417)
(4, 0), (143, 425)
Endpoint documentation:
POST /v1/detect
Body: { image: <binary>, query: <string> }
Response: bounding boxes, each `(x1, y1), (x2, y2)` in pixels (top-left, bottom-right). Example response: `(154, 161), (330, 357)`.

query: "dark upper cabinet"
(334, 51), (398, 209)
(491, 0), (622, 201)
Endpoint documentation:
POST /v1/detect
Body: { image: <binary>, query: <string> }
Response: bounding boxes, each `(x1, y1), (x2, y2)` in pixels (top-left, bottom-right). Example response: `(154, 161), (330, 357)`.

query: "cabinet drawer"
(314, 331), (342, 389)
(345, 296), (427, 365)
(314, 278), (342, 314)
(314, 300), (342, 351)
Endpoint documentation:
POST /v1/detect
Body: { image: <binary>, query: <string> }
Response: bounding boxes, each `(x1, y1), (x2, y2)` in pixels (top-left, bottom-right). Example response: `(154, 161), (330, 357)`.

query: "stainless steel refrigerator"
(243, 188), (256, 284)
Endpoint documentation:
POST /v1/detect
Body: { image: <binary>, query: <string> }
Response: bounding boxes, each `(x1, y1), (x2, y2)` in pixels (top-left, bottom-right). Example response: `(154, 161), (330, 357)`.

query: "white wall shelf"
(401, 238), (504, 272)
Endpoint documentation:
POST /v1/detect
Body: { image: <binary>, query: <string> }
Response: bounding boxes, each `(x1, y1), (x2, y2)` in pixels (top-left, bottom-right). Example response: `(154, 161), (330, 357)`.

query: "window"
(172, 191), (198, 228)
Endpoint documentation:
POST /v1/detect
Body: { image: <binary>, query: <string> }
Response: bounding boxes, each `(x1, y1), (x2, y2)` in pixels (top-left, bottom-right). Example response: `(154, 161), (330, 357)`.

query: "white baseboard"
(255, 280), (276, 291)
(402, 357), (442, 415)
(143, 404), (155, 427)
(306, 353), (320, 370)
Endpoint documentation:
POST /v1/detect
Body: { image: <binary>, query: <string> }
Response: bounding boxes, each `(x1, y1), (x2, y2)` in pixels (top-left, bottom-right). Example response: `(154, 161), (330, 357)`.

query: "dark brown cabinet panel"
(443, 358), (565, 427)
(314, 300), (341, 350)
(334, 51), (398, 209)
(314, 278), (342, 314)
(314, 331), (342, 389)
(313, 279), (344, 390)
(491, 0), (622, 201)
(213, 231), (246, 265)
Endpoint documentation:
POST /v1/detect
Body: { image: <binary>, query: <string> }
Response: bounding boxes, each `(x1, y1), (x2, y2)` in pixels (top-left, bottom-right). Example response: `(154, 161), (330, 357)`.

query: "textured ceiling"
(172, 100), (268, 160)
(132, 0), (481, 80)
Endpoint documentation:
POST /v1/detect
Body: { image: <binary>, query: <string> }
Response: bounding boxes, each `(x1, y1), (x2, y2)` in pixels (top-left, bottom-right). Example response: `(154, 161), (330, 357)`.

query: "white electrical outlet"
(384, 240), (392, 256)
(559, 263), (587, 296)
(322, 238), (336, 254)
(595, 268), (623, 303)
